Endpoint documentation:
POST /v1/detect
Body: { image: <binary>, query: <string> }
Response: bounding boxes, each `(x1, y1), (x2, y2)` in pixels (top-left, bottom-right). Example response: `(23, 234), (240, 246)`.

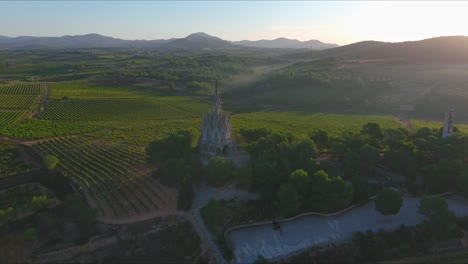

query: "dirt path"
(396, 116), (413, 130)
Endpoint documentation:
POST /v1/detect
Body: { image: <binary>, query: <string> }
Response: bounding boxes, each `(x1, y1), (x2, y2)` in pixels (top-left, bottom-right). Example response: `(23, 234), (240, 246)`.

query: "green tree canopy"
(278, 183), (300, 217)
(418, 195), (457, 238)
(361, 123), (383, 147)
(310, 130), (330, 150)
(418, 195), (455, 225)
(205, 156), (236, 186)
(289, 169), (310, 201)
(375, 189), (403, 216)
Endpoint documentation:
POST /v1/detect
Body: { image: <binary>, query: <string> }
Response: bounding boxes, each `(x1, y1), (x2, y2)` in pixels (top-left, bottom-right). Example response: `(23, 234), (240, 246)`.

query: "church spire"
(213, 79), (221, 114)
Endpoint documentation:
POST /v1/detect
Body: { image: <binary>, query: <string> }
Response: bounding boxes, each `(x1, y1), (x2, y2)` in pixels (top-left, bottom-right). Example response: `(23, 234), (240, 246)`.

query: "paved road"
(227, 195), (468, 264)
(191, 184), (259, 264)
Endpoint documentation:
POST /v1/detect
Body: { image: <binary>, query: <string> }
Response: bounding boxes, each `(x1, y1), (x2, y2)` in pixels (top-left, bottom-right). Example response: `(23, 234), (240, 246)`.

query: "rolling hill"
(0, 32), (338, 50)
(234, 37), (338, 50)
(226, 36), (468, 120)
(294, 36), (468, 63)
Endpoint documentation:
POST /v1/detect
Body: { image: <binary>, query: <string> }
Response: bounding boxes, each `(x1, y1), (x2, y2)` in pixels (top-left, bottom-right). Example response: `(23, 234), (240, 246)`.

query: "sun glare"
(345, 1), (468, 43)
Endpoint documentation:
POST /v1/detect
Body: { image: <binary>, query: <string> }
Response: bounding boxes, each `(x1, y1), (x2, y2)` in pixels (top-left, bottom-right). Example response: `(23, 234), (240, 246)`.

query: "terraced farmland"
(32, 137), (173, 219)
(0, 94), (40, 110)
(0, 83), (46, 122)
(38, 98), (206, 121)
(0, 111), (25, 125)
(0, 83), (47, 95)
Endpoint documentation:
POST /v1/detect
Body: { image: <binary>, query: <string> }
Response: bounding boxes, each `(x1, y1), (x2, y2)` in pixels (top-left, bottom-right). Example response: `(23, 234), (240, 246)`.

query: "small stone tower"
(198, 81), (236, 156)
(442, 108), (455, 139)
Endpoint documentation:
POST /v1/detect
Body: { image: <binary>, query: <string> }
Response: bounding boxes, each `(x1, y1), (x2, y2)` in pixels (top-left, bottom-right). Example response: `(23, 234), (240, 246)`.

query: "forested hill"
(289, 36), (468, 63)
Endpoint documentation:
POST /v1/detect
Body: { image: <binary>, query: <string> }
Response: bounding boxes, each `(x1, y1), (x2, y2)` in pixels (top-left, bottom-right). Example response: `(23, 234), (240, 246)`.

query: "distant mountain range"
(304, 36), (468, 63)
(233, 37), (338, 50)
(0, 32), (338, 50)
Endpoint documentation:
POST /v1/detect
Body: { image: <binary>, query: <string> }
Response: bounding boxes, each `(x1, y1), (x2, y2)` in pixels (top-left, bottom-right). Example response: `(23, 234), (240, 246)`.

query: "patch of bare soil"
(396, 117), (414, 130)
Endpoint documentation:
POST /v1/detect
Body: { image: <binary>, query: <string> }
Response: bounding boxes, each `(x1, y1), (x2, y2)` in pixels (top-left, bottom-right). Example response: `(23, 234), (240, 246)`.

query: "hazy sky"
(1, 1), (468, 45)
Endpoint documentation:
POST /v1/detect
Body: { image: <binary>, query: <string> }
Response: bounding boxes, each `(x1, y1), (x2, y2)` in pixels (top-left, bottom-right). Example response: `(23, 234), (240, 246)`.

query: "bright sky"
(1, 1), (468, 45)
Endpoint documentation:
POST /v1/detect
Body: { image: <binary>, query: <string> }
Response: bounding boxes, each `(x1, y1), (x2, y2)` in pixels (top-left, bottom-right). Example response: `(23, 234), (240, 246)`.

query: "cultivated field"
(32, 136), (176, 219)
(0, 79), (463, 221)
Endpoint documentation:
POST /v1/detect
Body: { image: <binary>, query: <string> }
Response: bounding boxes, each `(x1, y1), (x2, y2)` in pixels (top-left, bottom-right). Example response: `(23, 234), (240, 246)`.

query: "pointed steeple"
(213, 79), (221, 113)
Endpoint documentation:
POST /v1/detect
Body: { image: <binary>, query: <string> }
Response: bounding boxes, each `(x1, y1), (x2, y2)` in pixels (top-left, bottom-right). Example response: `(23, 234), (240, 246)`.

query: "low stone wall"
(224, 191), (458, 263)
(223, 196), (377, 245)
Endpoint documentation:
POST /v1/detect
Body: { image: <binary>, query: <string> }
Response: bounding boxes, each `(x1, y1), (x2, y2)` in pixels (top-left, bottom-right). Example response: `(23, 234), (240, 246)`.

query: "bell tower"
(442, 108), (455, 139)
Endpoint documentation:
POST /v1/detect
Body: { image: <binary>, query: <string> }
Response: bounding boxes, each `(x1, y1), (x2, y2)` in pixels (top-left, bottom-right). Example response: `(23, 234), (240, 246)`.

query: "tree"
(357, 144), (379, 172)
(31, 195), (51, 210)
(289, 169), (310, 202)
(308, 170), (331, 211)
(278, 183), (300, 217)
(252, 154), (280, 203)
(201, 199), (221, 232)
(240, 128), (271, 143)
(418, 195), (457, 238)
(456, 169), (468, 196)
(146, 130), (199, 187)
(361, 123), (383, 147)
(43, 155), (59, 170)
(328, 176), (354, 210)
(205, 156), (235, 186)
(289, 138), (318, 172)
(418, 196), (455, 227)
(375, 189), (403, 216)
(310, 130), (330, 150)
(331, 142), (348, 157)
(351, 176), (371, 203)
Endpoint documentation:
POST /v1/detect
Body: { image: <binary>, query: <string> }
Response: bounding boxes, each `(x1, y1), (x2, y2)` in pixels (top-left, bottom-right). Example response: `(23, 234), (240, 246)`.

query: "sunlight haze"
(1, 1), (468, 44)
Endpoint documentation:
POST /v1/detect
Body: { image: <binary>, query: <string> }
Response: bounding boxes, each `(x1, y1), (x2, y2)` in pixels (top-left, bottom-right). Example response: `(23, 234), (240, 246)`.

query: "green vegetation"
(0, 183), (56, 225)
(232, 112), (400, 139)
(23, 228), (38, 241)
(0, 143), (33, 177)
(0, 111), (25, 125)
(146, 130), (200, 210)
(226, 59), (393, 113)
(0, 83), (45, 111)
(1, 45), (467, 262)
(39, 97), (206, 121)
(419, 196), (458, 238)
(31, 195), (51, 210)
(205, 156), (236, 186)
(43, 155), (59, 170)
(0, 207), (15, 224)
(375, 189), (403, 215)
(34, 137), (159, 218)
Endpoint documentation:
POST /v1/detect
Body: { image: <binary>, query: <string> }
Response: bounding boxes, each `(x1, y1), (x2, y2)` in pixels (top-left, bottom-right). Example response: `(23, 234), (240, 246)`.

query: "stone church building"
(198, 81), (236, 156)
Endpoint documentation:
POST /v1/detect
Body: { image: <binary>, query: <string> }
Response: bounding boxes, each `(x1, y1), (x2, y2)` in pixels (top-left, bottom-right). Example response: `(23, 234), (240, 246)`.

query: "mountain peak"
(184, 32), (217, 41)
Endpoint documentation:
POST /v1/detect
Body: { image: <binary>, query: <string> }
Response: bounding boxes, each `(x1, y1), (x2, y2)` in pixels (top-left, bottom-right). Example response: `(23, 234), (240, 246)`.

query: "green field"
(0, 78), (465, 221)
(232, 112), (402, 138)
(33, 136), (164, 218)
(49, 81), (140, 99)
(0, 143), (34, 177)
(410, 119), (468, 134)
(0, 111), (25, 125)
